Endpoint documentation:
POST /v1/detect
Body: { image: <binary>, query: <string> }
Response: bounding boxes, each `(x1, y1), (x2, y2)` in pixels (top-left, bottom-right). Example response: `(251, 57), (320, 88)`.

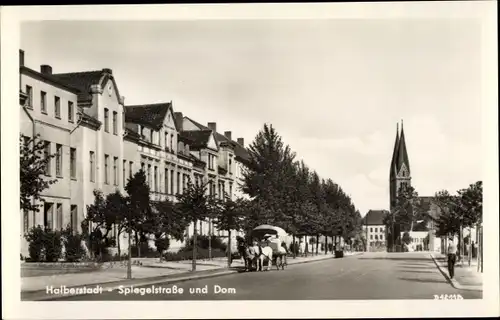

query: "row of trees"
(240, 124), (363, 255)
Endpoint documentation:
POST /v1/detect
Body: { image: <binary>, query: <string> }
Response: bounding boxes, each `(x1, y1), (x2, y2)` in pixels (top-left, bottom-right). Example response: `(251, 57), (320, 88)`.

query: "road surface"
(51, 252), (482, 300)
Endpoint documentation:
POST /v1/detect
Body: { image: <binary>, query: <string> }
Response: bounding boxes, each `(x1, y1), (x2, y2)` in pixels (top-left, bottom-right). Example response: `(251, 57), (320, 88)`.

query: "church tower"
(389, 120), (411, 210)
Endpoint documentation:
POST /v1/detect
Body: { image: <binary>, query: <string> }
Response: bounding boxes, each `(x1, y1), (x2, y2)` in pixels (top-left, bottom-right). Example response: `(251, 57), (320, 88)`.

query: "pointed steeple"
(396, 119), (410, 174)
(389, 122), (400, 179)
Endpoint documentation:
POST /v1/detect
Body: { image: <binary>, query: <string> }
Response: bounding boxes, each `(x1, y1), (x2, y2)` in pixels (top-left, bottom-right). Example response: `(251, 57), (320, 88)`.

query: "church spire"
(389, 122), (400, 179)
(396, 119), (410, 174)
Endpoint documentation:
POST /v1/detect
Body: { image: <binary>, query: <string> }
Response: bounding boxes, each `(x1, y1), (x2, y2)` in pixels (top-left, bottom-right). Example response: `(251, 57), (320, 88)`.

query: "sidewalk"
(21, 251), (363, 300)
(430, 253), (482, 291)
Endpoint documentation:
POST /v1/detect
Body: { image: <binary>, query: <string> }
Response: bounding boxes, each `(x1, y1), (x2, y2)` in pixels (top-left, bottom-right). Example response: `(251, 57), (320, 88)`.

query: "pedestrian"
(447, 237), (457, 279)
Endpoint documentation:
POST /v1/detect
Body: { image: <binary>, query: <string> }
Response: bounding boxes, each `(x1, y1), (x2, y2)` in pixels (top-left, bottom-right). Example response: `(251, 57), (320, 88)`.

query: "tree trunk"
(127, 228), (132, 279)
(134, 232), (140, 258)
(192, 220), (197, 271)
(316, 235), (319, 255)
(292, 234), (296, 259)
(324, 236), (328, 255)
(117, 232), (121, 261)
(227, 230), (232, 268)
(305, 236), (308, 257)
(208, 220), (212, 260)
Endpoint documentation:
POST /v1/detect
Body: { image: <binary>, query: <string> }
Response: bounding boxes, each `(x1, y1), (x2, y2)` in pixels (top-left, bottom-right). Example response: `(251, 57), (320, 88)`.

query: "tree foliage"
(20, 133), (57, 212)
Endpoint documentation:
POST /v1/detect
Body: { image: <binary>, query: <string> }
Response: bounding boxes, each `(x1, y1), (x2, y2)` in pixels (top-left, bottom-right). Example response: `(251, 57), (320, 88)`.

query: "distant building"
(361, 210), (388, 252)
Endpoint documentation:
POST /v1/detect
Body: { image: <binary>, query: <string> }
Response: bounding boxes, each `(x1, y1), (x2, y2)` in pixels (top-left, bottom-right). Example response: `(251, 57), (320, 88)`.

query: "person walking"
(447, 237), (457, 279)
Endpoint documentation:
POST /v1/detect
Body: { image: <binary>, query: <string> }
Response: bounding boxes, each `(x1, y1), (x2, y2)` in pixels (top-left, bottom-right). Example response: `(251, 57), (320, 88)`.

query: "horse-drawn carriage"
(239, 225), (289, 272)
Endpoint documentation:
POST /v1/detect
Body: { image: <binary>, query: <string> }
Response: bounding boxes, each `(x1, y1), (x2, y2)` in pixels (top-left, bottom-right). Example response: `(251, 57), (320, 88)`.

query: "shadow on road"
(398, 277), (448, 284)
(359, 257), (430, 261)
(398, 270), (434, 274)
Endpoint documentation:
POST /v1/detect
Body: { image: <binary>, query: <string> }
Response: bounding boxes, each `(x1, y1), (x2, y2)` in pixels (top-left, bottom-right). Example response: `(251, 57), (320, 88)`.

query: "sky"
(20, 19), (483, 215)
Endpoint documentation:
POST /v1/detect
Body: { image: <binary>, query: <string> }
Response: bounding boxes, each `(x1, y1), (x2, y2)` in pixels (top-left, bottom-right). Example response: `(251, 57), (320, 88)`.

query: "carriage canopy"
(251, 225), (288, 240)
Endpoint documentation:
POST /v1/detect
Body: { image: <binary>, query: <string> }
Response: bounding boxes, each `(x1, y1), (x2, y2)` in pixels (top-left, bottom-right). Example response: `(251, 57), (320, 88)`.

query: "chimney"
(237, 138), (244, 146)
(207, 122), (217, 132)
(224, 131), (232, 140)
(185, 144), (190, 154)
(102, 68), (113, 74)
(174, 112), (183, 131)
(40, 65), (52, 75)
(19, 50), (25, 67)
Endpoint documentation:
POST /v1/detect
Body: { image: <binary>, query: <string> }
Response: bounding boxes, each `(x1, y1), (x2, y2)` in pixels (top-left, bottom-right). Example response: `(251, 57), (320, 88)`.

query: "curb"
(429, 254), (482, 292)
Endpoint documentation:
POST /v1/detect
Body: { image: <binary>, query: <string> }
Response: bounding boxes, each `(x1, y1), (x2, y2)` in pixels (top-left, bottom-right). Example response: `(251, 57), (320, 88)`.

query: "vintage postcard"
(1, 2), (498, 319)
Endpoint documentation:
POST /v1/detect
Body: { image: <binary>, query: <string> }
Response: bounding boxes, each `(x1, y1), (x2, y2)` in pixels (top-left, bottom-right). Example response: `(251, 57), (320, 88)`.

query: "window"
(104, 155), (109, 184)
(154, 166), (158, 191)
(54, 96), (61, 118)
(170, 134), (174, 152)
(68, 101), (74, 122)
(69, 148), (76, 179)
(375, 235), (378, 240)
(90, 151), (95, 182)
(23, 209), (29, 232)
(44, 141), (51, 176)
(147, 164), (151, 186)
(113, 157), (118, 186)
(229, 183), (233, 200)
(141, 162), (145, 172)
(56, 144), (63, 177)
(44, 202), (53, 230)
(70, 205), (78, 231)
(229, 158), (233, 174)
(370, 235), (373, 240)
(182, 174), (186, 192)
(177, 172), (181, 194)
(112, 111), (117, 135)
(56, 203), (63, 230)
(380, 235), (384, 240)
(123, 160), (126, 186)
(26, 85), (33, 108)
(104, 108), (109, 132)
(165, 132), (169, 150)
(41, 91), (47, 113)
(129, 161), (133, 179)
(370, 227), (373, 233)
(375, 227), (378, 233)
(164, 169), (168, 193)
(150, 130), (154, 144)
(170, 170), (174, 194)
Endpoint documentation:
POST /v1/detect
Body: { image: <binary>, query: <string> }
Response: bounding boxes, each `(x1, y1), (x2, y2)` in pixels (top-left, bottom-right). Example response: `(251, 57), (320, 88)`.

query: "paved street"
(51, 252), (482, 300)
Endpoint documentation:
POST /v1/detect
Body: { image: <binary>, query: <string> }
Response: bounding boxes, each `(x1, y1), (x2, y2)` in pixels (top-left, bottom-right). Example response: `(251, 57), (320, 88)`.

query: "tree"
(402, 232), (412, 246)
(124, 170), (153, 258)
(151, 199), (189, 261)
(212, 195), (246, 267)
(393, 184), (423, 232)
(83, 190), (124, 259)
(176, 180), (217, 271)
(20, 133), (57, 212)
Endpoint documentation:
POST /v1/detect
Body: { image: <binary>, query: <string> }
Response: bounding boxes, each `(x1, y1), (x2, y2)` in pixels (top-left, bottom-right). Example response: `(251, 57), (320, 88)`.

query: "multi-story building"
(361, 210), (388, 252)
(19, 49), (250, 256)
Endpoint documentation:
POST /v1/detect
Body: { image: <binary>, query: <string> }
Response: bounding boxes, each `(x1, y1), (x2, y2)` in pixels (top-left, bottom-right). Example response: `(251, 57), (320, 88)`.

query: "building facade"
(362, 210), (388, 252)
(19, 50), (250, 257)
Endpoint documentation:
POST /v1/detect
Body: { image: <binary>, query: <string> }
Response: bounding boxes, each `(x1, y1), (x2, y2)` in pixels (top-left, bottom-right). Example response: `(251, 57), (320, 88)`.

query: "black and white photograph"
(1, 2), (498, 319)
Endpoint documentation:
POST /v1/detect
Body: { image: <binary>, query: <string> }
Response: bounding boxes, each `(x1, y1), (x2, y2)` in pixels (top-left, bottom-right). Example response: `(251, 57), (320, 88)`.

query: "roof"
(179, 130), (213, 149)
(20, 66), (81, 94)
(183, 116), (250, 162)
(396, 122), (410, 173)
(362, 210), (389, 225)
(390, 123), (400, 179)
(125, 102), (172, 131)
(52, 70), (112, 103)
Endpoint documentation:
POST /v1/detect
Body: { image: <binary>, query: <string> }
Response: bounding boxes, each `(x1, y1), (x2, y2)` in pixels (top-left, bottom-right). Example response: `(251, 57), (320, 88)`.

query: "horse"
(239, 243), (258, 272)
(254, 245), (273, 272)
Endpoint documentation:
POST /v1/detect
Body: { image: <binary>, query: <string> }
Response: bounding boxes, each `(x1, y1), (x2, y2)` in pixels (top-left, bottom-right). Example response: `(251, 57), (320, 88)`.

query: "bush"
(154, 236), (170, 255)
(24, 226), (63, 262)
(184, 235), (227, 251)
(61, 226), (86, 262)
(25, 225), (45, 262)
(43, 229), (63, 262)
